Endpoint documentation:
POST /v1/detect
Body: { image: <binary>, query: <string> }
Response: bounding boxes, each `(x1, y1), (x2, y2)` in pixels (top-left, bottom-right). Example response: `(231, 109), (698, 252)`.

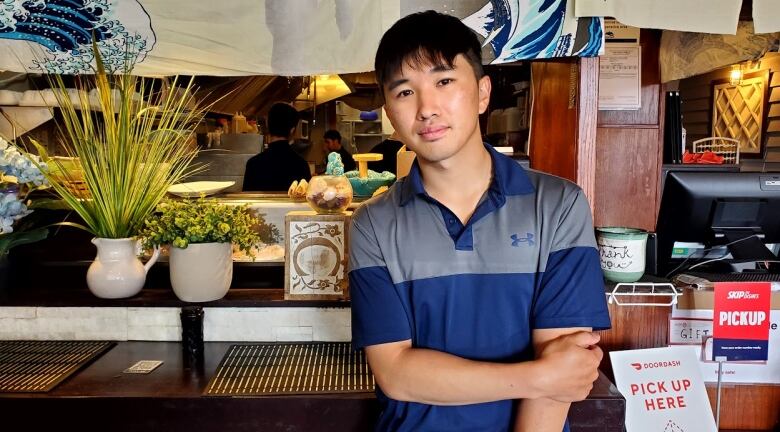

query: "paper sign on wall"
(598, 46), (641, 110)
(611, 346), (716, 432)
(604, 18), (640, 45)
(713, 282), (771, 361)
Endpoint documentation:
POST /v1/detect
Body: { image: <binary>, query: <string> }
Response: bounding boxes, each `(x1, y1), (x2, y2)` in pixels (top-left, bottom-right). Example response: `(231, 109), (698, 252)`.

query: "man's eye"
(438, 78), (453, 86)
(397, 89), (413, 98)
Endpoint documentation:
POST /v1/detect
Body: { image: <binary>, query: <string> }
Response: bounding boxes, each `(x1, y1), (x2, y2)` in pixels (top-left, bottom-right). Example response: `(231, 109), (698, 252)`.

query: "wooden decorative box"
(284, 211), (352, 300)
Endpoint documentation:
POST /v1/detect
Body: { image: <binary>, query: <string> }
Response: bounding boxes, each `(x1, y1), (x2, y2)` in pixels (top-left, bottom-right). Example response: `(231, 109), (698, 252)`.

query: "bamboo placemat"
(205, 342), (374, 396)
(0, 340), (115, 393)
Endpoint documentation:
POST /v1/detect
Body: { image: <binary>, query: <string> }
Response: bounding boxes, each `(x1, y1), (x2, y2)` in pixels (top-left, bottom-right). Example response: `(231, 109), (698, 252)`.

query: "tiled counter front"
(0, 307), (351, 342)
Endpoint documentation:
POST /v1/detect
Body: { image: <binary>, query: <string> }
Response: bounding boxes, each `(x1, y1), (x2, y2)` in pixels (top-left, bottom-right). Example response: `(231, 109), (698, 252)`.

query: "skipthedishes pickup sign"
(713, 282), (771, 361)
(611, 346), (716, 432)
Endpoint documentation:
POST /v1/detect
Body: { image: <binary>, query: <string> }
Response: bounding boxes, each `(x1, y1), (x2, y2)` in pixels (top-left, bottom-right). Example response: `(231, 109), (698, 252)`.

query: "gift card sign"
(713, 282), (771, 361)
(123, 360), (164, 374)
(611, 346), (716, 432)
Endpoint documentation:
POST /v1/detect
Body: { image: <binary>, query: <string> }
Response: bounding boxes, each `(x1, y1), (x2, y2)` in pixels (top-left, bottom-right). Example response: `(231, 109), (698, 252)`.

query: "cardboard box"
(676, 288), (780, 310)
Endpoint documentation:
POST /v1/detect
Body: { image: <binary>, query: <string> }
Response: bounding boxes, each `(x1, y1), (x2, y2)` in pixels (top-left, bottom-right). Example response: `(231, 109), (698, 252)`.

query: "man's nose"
(416, 89), (439, 121)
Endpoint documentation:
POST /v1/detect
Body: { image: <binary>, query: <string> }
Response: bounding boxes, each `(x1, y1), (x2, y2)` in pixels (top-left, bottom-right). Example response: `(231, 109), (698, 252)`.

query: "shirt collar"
(268, 140), (290, 150)
(399, 143), (535, 206)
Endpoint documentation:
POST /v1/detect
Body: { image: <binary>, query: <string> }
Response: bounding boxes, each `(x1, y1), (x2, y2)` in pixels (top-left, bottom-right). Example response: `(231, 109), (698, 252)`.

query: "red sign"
(712, 282), (771, 361)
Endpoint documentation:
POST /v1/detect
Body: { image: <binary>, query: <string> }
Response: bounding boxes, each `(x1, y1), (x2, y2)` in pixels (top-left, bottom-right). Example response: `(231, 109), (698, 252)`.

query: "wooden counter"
(0, 342), (625, 432)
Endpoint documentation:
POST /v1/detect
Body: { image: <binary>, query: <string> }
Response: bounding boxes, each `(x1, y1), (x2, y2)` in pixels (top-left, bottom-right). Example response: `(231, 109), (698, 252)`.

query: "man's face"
(382, 54), (490, 166)
(324, 138), (341, 151)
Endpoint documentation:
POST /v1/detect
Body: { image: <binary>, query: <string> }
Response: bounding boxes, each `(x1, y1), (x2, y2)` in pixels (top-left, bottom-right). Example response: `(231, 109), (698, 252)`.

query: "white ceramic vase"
(87, 238), (160, 299)
(169, 242), (233, 302)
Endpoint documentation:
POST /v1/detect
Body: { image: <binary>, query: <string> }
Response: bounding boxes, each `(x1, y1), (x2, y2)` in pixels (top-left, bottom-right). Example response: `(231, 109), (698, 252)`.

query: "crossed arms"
(365, 327), (603, 432)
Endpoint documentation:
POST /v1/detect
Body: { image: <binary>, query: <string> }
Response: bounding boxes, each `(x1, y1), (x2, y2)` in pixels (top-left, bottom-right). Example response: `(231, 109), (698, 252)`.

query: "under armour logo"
(511, 233), (534, 247)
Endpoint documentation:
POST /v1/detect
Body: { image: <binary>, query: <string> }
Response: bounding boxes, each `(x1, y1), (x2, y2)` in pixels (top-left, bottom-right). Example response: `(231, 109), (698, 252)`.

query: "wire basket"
(692, 137), (740, 164)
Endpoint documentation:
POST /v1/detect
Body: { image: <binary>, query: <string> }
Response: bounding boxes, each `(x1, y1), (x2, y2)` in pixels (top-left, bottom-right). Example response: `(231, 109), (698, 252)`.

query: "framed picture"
(711, 69), (770, 158)
(284, 211), (351, 301)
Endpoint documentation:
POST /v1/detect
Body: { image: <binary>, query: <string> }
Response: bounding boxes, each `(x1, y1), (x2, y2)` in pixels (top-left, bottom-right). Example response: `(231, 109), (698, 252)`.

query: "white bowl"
(167, 181), (235, 198)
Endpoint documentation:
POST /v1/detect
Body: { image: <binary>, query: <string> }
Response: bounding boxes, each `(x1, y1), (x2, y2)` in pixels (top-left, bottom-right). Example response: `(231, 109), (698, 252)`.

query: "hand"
(531, 332), (603, 402)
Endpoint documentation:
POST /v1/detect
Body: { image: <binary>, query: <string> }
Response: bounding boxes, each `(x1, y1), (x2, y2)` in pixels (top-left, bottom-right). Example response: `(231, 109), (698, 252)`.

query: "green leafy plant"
(141, 197), (260, 256)
(27, 42), (210, 239)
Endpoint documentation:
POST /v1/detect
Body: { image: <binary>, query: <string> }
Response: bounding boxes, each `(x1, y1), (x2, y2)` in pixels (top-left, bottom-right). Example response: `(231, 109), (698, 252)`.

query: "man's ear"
(289, 126), (296, 137)
(477, 75), (491, 115)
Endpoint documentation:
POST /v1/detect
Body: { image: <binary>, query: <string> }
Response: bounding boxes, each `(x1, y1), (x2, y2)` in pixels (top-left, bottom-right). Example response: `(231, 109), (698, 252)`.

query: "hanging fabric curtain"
(660, 22), (780, 83)
(0, 0), (603, 76)
(575, 0), (780, 35)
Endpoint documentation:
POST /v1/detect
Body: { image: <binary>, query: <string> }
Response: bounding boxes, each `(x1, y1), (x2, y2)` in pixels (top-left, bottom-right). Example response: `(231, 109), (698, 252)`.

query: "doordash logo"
(631, 361), (681, 372)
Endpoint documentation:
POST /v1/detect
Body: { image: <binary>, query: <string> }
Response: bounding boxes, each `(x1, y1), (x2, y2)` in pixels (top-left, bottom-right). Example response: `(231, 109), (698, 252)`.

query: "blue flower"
(0, 191), (31, 234)
(0, 137), (48, 187)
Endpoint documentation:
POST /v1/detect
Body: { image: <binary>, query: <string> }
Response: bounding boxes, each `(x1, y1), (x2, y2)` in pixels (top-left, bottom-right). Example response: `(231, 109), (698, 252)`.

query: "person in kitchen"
(322, 129), (356, 172)
(348, 10), (610, 432)
(243, 102), (311, 191)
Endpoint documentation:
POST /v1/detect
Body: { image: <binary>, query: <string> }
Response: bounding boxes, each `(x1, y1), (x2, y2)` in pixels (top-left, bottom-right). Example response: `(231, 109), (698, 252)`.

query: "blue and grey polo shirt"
(349, 144), (611, 432)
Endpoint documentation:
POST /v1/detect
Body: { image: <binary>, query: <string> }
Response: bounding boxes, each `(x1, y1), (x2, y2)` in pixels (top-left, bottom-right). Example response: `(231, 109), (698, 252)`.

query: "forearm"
(376, 347), (541, 405)
(513, 398), (570, 432)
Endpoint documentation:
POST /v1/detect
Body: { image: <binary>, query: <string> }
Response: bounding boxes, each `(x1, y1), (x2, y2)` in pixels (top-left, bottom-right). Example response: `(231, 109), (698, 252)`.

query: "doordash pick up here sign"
(611, 346), (716, 432)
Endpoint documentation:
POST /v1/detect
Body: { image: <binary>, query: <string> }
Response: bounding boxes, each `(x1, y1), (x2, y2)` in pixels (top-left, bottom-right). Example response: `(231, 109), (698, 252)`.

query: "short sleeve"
(349, 209), (412, 349)
(532, 189), (611, 330)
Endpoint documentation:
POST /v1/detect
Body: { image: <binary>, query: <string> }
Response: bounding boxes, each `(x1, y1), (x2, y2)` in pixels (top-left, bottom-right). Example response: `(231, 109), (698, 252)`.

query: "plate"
(167, 181), (235, 197)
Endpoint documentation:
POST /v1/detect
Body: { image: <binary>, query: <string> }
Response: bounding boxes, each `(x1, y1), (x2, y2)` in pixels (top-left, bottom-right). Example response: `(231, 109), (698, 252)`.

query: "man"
(243, 102), (311, 191)
(349, 11), (610, 432)
(323, 129), (356, 172)
(368, 131), (404, 174)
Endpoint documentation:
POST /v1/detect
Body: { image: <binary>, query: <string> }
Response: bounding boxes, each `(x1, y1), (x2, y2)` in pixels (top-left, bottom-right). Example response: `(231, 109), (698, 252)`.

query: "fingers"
(565, 331), (600, 348)
(590, 345), (604, 363)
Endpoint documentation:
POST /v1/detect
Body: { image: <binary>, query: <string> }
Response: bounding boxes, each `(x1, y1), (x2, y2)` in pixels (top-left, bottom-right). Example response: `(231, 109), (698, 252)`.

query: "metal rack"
(606, 282), (682, 307)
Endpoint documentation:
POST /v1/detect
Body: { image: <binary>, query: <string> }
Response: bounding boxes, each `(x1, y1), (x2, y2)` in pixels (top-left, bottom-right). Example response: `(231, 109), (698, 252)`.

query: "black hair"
(267, 102), (299, 137)
(323, 129), (341, 141)
(374, 10), (484, 95)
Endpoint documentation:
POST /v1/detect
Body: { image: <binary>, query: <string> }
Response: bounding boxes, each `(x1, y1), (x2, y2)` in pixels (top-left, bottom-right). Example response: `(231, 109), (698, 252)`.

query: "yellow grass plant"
(29, 44), (210, 239)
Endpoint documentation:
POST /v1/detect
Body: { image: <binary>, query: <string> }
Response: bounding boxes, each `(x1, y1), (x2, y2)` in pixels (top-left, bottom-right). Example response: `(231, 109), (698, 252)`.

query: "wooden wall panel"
(594, 128), (661, 231)
(577, 57), (599, 206)
(530, 60), (578, 182)
(681, 97), (710, 113)
(706, 385), (780, 430)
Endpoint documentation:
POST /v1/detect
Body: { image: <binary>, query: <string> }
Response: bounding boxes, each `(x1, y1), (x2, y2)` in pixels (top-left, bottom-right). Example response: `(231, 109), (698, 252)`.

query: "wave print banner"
(0, 0), (602, 76)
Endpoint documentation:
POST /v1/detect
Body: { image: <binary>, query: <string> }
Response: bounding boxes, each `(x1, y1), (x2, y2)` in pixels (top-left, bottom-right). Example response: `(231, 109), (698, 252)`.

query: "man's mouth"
(418, 126), (448, 141)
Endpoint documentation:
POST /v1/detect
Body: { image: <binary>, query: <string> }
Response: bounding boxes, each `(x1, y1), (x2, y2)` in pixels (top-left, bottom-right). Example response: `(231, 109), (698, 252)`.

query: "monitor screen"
(655, 170), (780, 275)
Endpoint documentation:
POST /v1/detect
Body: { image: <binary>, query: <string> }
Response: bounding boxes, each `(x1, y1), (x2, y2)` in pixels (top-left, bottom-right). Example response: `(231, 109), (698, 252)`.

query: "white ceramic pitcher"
(87, 238), (159, 299)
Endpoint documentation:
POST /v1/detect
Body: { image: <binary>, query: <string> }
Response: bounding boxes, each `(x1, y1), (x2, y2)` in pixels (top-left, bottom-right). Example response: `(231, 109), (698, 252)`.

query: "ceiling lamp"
(293, 74), (352, 111)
